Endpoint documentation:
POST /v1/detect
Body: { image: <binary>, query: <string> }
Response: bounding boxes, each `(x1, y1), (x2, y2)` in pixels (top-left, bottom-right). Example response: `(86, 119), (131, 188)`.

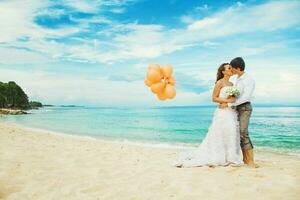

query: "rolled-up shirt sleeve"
(229, 77), (255, 107)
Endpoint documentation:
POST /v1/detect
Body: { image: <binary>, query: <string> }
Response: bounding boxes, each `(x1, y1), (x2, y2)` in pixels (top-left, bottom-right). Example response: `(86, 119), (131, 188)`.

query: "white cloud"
(110, 7), (126, 14)
(0, 0), (143, 64)
(111, 24), (182, 59)
(0, 0), (79, 42)
(188, 18), (219, 30)
(0, 0), (82, 64)
(0, 68), (150, 106)
(63, 0), (100, 13)
(186, 1), (300, 37)
(32, 23), (184, 63)
(0, 0), (47, 42)
(253, 72), (300, 104)
(238, 43), (285, 56)
(180, 15), (194, 24)
(195, 4), (209, 11)
(1, 0), (300, 64)
(59, 0), (137, 13)
(0, 46), (49, 64)
(241, 58), (300, 104)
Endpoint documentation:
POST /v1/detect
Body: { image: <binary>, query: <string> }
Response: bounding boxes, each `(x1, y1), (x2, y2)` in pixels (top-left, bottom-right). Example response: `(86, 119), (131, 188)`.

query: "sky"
(0, 0), (300, 107)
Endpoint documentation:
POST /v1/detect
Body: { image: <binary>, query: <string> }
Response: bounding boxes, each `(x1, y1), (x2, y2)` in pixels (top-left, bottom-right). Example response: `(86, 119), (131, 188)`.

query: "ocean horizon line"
(41, 104), (300, 109)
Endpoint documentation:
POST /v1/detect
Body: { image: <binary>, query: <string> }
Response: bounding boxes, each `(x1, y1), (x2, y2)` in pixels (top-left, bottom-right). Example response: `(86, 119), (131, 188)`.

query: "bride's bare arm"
(212, 82), (236, 104)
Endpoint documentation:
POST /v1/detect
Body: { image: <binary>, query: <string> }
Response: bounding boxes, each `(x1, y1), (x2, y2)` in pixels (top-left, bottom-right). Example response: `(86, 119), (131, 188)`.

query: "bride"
(173, 63), (243, 167)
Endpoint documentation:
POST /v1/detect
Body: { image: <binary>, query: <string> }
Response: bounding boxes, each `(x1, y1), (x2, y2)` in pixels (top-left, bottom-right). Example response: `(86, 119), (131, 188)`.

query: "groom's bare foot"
(245, 163), (259, 168)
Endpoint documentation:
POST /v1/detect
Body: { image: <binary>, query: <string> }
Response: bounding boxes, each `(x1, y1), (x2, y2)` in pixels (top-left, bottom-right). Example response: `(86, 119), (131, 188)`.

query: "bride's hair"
(215, 63), (229, 83)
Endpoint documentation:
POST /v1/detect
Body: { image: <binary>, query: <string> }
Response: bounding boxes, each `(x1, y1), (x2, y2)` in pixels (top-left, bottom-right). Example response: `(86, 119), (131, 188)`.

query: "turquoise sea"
(1, 106), (300, 154)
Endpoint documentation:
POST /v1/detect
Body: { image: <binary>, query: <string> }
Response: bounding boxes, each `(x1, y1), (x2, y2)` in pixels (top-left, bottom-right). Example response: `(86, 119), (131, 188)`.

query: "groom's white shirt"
(228, 72), (255, 107)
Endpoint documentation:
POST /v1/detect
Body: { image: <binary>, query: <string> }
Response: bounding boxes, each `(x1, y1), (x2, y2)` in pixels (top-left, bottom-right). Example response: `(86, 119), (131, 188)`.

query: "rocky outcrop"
(0, 109), (28, 115)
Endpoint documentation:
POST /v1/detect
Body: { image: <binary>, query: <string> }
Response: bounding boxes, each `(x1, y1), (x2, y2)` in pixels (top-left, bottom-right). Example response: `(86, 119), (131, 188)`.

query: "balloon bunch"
(144, 64), (176, 100)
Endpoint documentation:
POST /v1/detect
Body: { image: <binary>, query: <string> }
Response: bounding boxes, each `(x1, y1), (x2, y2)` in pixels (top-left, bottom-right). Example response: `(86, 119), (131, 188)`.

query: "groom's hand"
(227, 97), (236, 103)
(219, 103), (228, 109)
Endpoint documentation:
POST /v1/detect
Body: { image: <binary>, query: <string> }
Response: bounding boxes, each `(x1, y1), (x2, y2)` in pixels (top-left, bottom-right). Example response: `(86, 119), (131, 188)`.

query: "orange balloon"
(148, 64), (161, 71)
(150, 82), (165, 94)
(159, 68), (164, 79)
(162, 65), (173, 78)
(165, 84), (176, 99)
(147, 69), (161, 83)
(149, 64), (164, 79)
(168, 76), (176, 85)
(157, 89), (168, 100)
(144, 78), (153, 87)
(145, 63), (176, 100)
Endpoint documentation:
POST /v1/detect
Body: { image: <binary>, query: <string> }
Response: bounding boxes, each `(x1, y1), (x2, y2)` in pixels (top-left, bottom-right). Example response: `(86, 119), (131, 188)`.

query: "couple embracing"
(174, 57), (258, 168)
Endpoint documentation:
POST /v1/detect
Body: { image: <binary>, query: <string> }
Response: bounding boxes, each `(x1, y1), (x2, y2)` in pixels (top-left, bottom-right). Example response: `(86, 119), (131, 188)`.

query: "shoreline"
(3, 121), (195, 150)
(1, 121), (300, 199)
(2, 121), (299, 157)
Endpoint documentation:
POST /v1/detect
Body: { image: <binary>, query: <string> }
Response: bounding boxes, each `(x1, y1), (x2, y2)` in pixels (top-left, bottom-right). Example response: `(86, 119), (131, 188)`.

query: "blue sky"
(0, 0), (300, 106)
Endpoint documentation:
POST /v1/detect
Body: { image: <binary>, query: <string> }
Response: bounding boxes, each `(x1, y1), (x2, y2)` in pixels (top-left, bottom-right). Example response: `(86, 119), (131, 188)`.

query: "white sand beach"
(0, 121), (300, 200)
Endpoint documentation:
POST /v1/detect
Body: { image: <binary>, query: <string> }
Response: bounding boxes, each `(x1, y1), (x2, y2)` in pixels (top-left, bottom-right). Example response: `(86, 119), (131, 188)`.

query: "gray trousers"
(236, 102), (254, 150)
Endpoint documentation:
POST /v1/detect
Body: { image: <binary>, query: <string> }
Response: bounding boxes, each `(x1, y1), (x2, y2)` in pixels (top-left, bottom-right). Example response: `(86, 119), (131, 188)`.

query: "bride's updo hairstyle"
(215, 63), (229, 83)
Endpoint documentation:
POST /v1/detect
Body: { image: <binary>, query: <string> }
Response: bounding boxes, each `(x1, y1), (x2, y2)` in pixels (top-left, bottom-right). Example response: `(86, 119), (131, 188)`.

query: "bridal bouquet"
(226, 87), (240, 97)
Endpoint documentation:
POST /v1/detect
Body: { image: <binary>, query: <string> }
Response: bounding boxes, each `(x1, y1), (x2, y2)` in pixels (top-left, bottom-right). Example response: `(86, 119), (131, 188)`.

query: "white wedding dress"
(173, 86), (243, 167)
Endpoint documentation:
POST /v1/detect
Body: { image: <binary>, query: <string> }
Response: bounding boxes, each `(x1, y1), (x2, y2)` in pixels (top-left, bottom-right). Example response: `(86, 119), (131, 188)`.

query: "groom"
(221, 57), (257, 167)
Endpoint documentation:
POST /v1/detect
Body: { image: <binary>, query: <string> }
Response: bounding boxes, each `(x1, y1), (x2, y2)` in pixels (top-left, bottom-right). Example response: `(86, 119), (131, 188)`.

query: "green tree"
(0, 81), (31, 109)
(0, 82), (7, 107)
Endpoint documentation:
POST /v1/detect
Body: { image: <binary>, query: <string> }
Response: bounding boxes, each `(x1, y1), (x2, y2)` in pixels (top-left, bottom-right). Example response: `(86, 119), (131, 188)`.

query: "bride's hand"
(226, 97), (236, 103)
(219, 103), (228, 109)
